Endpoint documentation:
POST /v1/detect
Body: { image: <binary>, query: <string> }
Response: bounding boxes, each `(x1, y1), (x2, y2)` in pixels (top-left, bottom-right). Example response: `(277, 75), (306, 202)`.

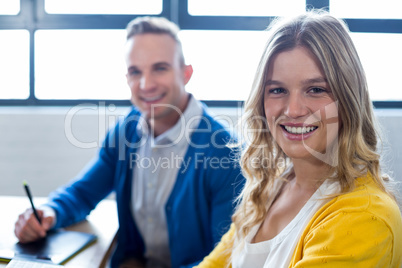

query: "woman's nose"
(284, 94), (308, 119)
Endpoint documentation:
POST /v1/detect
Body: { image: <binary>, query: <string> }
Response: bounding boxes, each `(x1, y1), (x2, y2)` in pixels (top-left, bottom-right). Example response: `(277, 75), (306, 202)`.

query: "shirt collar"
(136, 94), (204, 148)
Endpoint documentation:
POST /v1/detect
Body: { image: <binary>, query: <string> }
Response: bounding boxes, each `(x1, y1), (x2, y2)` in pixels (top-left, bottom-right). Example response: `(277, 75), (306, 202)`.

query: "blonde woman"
(196, 11), (402, 268)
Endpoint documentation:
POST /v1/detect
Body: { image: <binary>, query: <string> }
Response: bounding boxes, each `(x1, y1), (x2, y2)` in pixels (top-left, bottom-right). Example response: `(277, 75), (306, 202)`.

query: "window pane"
(181, 31), (402, 102)
(331, 0), (402, 19)
(0, 30), (29, 99)
(180, 30), (268, 101)
(0, 0), (20, 15)
(351, 33), (402, 101)
(45, 0), (162, 15)
(35, 30), (130, 100)
(188, 0), (305, 16)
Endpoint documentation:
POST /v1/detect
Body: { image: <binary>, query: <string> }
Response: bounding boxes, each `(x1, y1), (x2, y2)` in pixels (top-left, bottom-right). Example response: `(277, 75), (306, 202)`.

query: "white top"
(232, 179), (340, 268)
(131, 95), (203, 268)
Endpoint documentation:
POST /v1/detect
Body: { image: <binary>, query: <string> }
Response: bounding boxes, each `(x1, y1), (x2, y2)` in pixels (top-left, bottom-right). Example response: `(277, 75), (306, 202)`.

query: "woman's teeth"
(283, 125), (318, 134)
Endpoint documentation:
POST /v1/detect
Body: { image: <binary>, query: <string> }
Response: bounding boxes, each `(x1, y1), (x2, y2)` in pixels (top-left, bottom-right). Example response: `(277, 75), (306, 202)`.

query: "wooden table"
(0, 196), (118, 267)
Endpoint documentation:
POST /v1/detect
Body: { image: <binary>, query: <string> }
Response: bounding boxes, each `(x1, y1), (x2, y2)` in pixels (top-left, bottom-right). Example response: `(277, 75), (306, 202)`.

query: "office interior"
(1, 0), (402, 197)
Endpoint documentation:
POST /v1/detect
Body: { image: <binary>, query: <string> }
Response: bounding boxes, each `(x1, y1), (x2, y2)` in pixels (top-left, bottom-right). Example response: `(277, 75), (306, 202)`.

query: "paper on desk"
(6, 258), (62, 267)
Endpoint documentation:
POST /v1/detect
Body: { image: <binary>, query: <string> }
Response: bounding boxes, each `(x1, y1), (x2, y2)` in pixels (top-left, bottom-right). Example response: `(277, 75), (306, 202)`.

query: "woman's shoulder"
(320, 175), (402, 232)
(297, 176), (402, 268)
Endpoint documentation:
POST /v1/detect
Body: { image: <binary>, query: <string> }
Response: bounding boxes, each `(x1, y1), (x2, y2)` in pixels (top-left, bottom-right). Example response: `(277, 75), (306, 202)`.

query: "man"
(14, 17), (243, 268)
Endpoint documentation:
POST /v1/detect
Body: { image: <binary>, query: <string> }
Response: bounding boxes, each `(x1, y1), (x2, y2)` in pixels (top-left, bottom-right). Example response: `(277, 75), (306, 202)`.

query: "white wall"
(376, 109), (402, 193)
(0, 105), (130, 197)
(0, 106), (401, 197)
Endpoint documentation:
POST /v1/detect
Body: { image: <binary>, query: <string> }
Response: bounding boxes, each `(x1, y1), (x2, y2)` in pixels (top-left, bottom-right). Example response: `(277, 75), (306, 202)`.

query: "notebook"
(6, 258), (62, 268)
(1, 230), (96, 265)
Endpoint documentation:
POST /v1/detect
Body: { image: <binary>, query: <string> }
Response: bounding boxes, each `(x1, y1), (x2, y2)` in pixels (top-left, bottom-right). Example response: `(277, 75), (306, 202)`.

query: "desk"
(0, 196), (118, 268)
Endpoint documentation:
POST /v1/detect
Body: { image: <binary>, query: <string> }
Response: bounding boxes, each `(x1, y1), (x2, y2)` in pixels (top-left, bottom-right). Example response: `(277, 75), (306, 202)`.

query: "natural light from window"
(2, 1), (401, 102)
(0, 30), (29, 99)
(351, 33), (402, 101)
(33, 28), (402, 102)
(44, 0), (162, 14)
(0, 0), (19, 15)
(180, 30), (268, 101)
(331, 0), (402, 19)
(188, 0), (305, 16)
(35, 30), (130, 100)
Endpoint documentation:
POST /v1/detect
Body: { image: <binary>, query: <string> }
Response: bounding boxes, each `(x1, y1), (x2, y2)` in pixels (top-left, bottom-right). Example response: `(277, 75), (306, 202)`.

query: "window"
(35, 30), (128, 100)
(331, 0), (402, 19)
(351, 33), (402, 101)
(0, 0), (20, 15)
(0, 0), (401, 107)
(0, 30), (29, 99)
(188, 0), (305, 16)
(181, 30), (268, 101)
(45, 0), (162, 15)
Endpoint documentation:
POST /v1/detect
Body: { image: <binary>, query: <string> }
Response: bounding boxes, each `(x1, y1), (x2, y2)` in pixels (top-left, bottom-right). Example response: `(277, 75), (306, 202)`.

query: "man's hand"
(14, 207), (55, 243)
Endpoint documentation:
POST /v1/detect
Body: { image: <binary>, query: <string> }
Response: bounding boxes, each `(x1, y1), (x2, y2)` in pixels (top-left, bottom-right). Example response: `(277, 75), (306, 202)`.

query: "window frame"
(0, 0), (401, 108)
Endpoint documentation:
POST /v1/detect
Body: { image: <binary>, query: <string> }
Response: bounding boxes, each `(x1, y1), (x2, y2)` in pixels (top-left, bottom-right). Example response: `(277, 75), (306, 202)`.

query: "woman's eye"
(309, 87), (326, 93)
(268, 88), (285, 94)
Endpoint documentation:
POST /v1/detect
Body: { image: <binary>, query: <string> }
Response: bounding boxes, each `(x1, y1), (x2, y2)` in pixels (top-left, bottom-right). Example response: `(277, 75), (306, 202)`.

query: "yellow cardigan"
(195, 176), (402, 268)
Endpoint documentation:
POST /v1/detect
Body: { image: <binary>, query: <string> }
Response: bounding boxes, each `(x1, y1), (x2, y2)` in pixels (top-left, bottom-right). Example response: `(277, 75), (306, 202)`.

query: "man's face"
(125, 33), (192, 124)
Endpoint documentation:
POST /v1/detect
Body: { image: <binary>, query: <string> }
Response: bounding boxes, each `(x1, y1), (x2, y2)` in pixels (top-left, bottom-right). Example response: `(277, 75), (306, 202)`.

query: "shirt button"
(148, 217), (153, 223)
(148, 183), (153, 188)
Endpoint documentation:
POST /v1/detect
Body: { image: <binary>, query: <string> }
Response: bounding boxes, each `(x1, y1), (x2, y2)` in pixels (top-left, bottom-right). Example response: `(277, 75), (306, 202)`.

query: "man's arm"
(45, 124), (120, 229)
(182, 144), (243, 268)
(14, 120), (122, 243)
(208, 162), (243, 245)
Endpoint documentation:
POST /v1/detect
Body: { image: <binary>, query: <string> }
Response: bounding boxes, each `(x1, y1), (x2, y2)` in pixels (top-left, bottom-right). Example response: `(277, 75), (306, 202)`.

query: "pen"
(23, 180), (41, 224)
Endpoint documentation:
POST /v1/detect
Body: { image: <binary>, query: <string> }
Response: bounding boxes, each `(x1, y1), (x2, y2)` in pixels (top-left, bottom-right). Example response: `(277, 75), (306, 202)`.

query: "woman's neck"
(290, 158), (332, 192)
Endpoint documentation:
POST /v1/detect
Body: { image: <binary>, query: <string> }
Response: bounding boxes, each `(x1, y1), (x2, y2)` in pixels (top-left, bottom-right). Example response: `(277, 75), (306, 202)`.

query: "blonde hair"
(230, 10), (394, 262)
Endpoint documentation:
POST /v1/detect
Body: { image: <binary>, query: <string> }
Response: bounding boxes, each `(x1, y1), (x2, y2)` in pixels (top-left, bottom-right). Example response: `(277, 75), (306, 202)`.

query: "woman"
(196, 11), (402, 268)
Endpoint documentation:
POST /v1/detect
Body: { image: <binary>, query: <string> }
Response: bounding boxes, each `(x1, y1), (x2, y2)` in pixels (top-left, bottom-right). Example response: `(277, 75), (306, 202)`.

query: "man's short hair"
(126, 16), (185, 65)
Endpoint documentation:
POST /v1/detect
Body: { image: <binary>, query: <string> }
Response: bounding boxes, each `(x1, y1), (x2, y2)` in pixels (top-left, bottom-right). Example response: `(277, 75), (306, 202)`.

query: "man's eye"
(129, 69), (141, 76)
(155, 66), (168, 72)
